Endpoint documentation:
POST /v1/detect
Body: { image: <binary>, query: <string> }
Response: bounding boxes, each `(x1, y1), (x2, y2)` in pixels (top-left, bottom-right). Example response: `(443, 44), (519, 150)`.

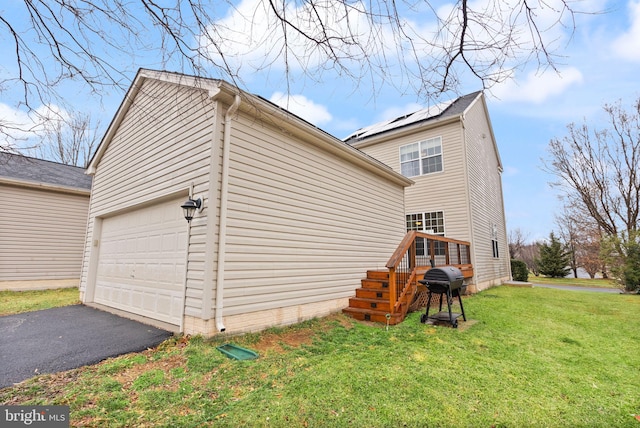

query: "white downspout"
(215, 94), (241, 332)
(180, 184), (195, 334)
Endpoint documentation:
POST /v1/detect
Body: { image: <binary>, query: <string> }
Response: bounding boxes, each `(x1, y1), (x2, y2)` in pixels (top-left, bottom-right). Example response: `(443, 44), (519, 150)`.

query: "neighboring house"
(79, 69), (412, 335)
(0, 152), (92, 289)
(343, 91), (511, 292)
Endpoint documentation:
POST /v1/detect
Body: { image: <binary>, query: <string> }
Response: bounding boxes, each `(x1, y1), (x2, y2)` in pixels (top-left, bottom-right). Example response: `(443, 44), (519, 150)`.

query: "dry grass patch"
(112, 354), (187, 391)
(252, 329), (314, 353)
(251, 313), (353, 354)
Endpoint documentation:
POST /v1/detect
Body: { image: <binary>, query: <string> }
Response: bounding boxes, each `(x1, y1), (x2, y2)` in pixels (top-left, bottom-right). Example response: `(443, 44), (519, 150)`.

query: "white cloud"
(490, 67), (583, 104)
(199, 0), (593, 101)
(377, 103), (424, 122)
(0, 103), (68, 149)
(269, 92), (332, 125)
(432, 0), (577, 70)
(332, 118), (362, 137)
(0, 104), (36, 141)
(201, 0), (380, 74)
(612, 0), (640, 62)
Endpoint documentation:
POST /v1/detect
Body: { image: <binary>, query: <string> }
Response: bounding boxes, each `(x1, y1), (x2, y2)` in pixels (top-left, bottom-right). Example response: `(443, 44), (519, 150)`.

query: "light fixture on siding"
(181, 197), (203, 223)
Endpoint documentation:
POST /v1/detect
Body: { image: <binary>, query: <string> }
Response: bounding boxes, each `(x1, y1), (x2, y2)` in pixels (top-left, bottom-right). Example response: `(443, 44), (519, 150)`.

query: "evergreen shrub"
(511, 259), (529, 282)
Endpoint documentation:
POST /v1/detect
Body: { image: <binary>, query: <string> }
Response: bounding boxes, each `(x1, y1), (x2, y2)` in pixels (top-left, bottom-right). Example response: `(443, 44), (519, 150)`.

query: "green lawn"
(526, 275), (619, 289)
(1, 287), (639, 427)
(0, 287), (80, 316)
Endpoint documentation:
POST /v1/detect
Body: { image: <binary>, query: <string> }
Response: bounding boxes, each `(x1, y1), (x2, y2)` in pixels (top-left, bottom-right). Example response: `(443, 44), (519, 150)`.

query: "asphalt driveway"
(0, 305), (172, 388)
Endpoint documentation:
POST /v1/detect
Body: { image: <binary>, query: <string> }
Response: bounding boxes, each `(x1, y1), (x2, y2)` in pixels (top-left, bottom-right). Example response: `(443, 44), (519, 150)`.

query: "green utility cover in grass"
(216, 344), (259, 360)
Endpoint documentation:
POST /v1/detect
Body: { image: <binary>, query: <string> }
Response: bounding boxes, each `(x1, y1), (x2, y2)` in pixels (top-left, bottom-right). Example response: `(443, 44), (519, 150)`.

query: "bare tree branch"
(545, 97), (640, 287)
(0, 0), (592, 147)
(34, 110), (100, 167)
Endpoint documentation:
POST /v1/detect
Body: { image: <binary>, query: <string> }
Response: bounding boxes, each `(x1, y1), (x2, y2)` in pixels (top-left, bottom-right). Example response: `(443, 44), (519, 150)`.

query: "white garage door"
(94, 196), (188, 327)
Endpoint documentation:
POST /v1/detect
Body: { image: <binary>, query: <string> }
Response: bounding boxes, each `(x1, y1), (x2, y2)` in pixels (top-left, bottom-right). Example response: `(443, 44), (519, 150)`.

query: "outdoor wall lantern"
(181, 197), (203, 223)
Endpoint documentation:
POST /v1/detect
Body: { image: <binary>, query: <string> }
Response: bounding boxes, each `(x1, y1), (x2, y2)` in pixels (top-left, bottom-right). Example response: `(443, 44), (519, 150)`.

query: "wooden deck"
(342, 231), (473, 325)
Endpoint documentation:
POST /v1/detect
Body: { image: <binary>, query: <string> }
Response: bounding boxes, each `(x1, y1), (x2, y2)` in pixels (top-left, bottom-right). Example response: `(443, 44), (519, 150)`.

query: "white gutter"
(0, 177), (91, 196)
(215, 94), (241, 332)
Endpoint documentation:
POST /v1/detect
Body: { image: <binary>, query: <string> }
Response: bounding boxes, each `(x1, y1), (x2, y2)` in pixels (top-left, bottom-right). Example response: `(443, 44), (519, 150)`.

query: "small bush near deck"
(511, 259), (529, 281)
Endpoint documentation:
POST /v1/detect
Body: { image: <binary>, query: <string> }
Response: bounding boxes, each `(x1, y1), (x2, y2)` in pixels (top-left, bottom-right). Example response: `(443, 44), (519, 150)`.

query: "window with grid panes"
(424, 211), (445, 235)
(399, 137), (443, 178)
(406, 211), (445, 257)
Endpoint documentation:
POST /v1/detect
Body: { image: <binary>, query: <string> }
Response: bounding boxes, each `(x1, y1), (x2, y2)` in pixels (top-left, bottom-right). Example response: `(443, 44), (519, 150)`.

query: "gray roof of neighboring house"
(0, 152), (92, 190)
(343, 91), (482, 143)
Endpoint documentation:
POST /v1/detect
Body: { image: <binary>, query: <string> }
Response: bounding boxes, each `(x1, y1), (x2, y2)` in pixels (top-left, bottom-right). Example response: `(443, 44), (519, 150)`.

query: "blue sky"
(1, 0), (639, 243)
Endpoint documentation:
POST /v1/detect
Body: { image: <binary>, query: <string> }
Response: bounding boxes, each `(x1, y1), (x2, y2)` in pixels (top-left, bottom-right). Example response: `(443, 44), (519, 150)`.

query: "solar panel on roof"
(343, 99), (454, 141)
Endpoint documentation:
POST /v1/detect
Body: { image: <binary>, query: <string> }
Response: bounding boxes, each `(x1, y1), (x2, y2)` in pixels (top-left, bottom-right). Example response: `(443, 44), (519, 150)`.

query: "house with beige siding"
(79, 69), (412, 335)
(0, 153), (91, 289)
(343, 92), (511, 292)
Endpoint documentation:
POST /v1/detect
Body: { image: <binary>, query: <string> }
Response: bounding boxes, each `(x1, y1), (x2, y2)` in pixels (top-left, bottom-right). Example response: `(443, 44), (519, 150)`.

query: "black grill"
(418, 266), (467, 328)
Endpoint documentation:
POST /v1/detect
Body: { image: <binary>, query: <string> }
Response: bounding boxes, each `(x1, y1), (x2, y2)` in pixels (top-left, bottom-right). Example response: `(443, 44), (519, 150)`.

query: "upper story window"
(399, 137), (443, 177)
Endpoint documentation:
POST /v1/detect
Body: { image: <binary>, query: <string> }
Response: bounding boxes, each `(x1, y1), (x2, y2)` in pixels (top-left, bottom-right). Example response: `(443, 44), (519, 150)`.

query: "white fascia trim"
(0, 177), (90, 196)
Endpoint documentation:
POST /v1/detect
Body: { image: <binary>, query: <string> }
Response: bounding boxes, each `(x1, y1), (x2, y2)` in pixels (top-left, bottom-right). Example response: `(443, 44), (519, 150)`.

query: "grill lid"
(423, 266), (464, 282)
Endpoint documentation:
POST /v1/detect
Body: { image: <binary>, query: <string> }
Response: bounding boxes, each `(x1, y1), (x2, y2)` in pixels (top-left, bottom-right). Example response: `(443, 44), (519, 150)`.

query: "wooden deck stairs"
(342, 231), (473, 325)
(342, 270), (416, 325)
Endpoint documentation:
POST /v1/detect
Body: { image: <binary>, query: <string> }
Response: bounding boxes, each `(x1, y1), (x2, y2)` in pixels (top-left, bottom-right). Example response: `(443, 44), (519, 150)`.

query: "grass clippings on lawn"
(1, 286), (639, 427)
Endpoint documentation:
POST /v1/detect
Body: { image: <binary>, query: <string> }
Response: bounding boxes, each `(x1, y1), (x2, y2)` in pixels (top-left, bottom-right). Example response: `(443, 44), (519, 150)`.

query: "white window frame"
(491, 223), (499, 258)
(399, 137), (443, 178)
(406, 211), (446, 257)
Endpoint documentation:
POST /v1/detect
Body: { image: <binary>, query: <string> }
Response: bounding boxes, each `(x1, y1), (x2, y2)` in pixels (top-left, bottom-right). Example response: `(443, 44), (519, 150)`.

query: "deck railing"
(386, 231), (473, 315)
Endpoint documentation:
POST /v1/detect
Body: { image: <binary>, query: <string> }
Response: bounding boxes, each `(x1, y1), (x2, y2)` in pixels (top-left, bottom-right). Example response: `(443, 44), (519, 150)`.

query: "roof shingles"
(343, 91), (482, 143)
(0, 152), (92, 190)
